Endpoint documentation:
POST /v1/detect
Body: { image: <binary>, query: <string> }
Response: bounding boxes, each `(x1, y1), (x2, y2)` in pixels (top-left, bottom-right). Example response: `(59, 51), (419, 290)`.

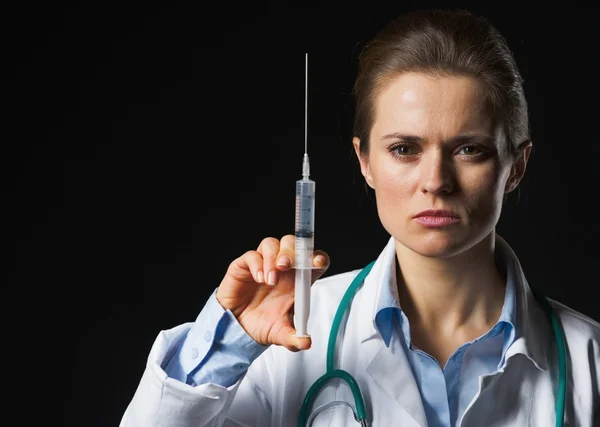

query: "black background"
(8, 2), (600, 426)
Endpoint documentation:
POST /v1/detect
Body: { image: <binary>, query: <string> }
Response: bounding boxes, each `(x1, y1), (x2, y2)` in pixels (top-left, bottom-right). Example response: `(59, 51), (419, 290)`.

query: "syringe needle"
(305, 52), (308, 155)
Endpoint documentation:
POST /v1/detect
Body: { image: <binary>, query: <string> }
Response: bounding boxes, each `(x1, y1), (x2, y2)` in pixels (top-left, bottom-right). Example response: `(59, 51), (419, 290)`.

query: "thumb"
(278, 325), (312, 352)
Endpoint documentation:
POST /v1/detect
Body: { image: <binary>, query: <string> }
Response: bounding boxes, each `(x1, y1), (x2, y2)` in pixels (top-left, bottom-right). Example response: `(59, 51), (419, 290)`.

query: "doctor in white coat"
(120, 9), (600, 427)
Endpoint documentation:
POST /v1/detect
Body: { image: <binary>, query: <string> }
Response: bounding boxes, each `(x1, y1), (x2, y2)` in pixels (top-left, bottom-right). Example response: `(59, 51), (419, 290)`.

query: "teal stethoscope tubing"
(297, 261), (568, 427)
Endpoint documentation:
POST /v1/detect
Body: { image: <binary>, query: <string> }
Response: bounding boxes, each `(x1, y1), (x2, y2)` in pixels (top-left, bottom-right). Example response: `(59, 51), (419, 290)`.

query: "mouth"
(413, 210), (461, 227)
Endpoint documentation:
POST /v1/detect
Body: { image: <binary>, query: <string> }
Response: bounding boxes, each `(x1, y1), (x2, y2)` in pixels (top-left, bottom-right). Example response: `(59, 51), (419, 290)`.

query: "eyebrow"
(381, 132), (496, 145)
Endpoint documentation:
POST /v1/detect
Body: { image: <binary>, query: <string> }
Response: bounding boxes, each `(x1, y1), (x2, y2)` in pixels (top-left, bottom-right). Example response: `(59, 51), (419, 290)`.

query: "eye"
(458, 145), (479, 154)
(388, 142), (420, 159)
(456, 145), (488, 158)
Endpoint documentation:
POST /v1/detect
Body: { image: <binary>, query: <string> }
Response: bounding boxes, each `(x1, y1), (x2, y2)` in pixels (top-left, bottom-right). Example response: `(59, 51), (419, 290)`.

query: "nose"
(419, 149), (454, 195)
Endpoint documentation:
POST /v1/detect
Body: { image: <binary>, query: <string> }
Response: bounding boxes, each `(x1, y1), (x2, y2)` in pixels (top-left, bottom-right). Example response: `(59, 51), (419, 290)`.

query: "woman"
(120, 9), (599, 427)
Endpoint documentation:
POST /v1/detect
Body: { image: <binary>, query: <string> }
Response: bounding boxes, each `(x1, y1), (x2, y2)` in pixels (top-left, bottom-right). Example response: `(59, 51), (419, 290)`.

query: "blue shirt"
(164, 291), (268, 387)
(373, 254), (517, 427)
(164, 253), (517, 427)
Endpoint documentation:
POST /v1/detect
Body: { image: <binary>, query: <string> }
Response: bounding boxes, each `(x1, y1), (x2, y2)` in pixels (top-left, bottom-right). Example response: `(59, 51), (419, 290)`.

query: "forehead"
(372, 72), (496, 138)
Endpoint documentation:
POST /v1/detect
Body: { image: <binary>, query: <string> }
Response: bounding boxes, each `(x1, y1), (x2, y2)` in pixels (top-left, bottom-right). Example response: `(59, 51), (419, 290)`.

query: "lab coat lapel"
(459, 236), (554, 426)
(366, 334), (428, 427)
(356, 237), (428, 427)
(496, 235), (551, 372)
(459, 357), (538, 426)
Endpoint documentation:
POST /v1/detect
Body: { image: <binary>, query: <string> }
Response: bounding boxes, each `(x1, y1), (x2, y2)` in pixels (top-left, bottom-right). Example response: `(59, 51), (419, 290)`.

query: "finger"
(230, 250), (266, 284)
(311, 249), (330, 283)
(257, 237), (281, 286)
(276, 234), (295, 271)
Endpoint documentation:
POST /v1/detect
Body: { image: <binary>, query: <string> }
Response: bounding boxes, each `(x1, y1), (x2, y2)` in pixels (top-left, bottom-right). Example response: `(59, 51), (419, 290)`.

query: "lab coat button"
(204, 331), (212, 342)
(191, 348), (199, 359)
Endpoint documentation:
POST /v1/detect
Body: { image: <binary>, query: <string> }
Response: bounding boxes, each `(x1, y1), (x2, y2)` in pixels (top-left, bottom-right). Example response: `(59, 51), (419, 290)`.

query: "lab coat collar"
(354, 234), (551, 426)
(358, 234), (551, 372)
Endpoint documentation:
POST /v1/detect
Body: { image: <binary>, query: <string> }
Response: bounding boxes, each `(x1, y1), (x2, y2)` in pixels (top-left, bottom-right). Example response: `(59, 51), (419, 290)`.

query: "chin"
(399, 229), (475, 259)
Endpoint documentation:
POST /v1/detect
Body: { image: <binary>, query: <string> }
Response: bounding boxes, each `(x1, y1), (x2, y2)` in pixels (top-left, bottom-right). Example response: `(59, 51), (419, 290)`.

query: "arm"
(119, 291), (272, 427)
(163, 289), (268, 387)
(120, 235), (330, 427)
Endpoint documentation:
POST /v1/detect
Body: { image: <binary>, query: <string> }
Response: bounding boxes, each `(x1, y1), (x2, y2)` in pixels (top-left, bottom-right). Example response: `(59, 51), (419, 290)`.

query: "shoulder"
(549, 299), (600, 369)
(550, 299), (600, 342)
(547, 300), (600, 412)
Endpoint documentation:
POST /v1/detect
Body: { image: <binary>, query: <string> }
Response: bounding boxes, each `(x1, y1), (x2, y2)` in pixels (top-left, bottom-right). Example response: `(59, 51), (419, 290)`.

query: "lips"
(413, 209), (460, 219)
(413, 209), (461, 227)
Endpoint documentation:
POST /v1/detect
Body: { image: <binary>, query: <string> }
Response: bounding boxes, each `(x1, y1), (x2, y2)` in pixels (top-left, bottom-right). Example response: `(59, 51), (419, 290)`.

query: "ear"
(505, 140), (532, 193)
(353, 137), (375, 189)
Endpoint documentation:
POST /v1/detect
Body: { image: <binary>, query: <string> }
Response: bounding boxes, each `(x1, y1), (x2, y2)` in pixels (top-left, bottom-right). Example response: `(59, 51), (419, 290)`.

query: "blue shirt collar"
(374, 238), (518, 350)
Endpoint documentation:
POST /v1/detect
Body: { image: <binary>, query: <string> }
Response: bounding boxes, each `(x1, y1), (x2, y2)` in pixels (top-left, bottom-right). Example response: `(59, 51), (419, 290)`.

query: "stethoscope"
(297, 261), (568, 427)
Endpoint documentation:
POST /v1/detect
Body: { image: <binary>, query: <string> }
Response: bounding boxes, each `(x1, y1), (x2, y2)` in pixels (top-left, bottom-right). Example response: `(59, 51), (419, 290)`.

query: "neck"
(395, 233), (506, 336)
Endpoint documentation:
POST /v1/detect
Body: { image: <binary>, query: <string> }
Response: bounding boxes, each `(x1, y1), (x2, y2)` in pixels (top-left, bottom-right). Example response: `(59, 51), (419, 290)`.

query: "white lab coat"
(120, 236), (600, 426)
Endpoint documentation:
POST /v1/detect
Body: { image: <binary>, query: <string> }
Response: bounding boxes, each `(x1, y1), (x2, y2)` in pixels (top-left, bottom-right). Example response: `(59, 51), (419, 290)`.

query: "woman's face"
(354, 72), (530, 258)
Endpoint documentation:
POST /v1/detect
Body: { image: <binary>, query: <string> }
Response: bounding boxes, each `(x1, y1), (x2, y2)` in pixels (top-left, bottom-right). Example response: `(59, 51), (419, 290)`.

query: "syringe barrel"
(294, 177), (315, 337)
(294, 178), (315, 243)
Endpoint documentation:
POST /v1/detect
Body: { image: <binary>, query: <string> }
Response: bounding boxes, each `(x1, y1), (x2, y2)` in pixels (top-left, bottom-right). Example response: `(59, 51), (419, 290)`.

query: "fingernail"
(267, 271), (276, 285)
(295, 341), (309, 351)
(277, 256), (290, 268)
(314, 255), (325, 265)
(257, 271), (264, 283)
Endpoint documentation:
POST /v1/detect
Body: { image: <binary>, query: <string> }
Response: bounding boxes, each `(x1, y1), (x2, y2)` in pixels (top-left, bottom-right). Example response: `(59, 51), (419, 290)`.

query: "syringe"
(293, 53), (315, 338)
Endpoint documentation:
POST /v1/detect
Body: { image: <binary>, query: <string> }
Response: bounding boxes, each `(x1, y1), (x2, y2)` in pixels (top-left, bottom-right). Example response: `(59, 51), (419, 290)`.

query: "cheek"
(370, 157), (414, 200)
(369, 159), (417, 232)
(460, 163), (508, 213)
